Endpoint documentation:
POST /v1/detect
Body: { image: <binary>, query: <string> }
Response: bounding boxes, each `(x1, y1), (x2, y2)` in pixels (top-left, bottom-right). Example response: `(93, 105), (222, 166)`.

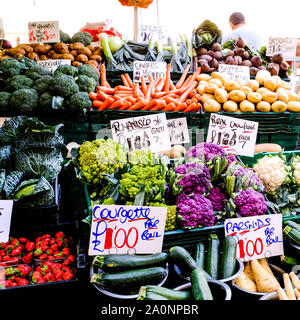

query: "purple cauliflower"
(226, 153), (238, 167)
(174, 162), (211, 195)
(186, 142), (226, 162)
(208, 187), (226, 211)
(176, 193), (215, 228)
(235, 188), (267, 217)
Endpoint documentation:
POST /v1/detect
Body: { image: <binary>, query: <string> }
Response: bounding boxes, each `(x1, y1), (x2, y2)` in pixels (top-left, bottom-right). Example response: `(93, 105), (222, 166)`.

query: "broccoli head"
(77, 63), (100, 83)
(4, 75), (34, 92)
(32, 75), (54, 94)
(38, 91), (53, 112)
(0, 58), (25, 78)
(25, 65), (53, 80)
(66, 91), (92, 111)
(71, 31), (93, 46)
(49, 74), (79, 97)
(54, 64), (78, 77)
(17, 56), (37, 69)
(76, 75), (97, 93)
(10, 88), (39, 113)
(0, 92), (11, 108)
(60, 30), (71, 44)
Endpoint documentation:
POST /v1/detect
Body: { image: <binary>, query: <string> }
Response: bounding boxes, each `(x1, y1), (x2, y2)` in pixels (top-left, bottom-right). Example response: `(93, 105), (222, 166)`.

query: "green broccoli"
(49, 74), (79, 97)
(76, 75), (97, 93)
(71, 31), (93, 46)
(38, 91), (53, 112)
(10, 88), (39, 113)
(0, 58), (25, 78)
(66, 91), (92, 111)
(60, 30), (71, 44)
(54, 64), (78, 77)
(4, 75), (34, 92)
(25, 65), (53, 80)
(32, 75), (54, 94)
(77, 64), (100, 83)
(17, 56), (37, 69)
(0, 92), (11, 108)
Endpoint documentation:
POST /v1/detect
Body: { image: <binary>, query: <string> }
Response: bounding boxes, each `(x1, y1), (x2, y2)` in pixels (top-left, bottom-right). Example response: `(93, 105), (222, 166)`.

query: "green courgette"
(283, 226), (300, 246)
(205, 234), (220, 279)
(190, 268), (213, 300)
(284, 220), (300, 233)
(169, 246), (197, 274)
(194, 242), (205, 269)
(280, 254), (299, 266)
(139, 291), (169, 300)
(220, 236), (237, 279)
(90, 266), (167, 291)
(92, 252), (168, 270)
(138, 285), (191, 300)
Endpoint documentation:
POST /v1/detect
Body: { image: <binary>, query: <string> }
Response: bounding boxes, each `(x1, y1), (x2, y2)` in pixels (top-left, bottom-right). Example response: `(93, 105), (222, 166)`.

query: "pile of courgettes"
(284, 220), (300, 247)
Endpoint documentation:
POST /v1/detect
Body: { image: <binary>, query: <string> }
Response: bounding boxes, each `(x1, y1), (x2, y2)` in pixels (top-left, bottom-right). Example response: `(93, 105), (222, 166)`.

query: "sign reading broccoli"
(0, 200), (13, 243)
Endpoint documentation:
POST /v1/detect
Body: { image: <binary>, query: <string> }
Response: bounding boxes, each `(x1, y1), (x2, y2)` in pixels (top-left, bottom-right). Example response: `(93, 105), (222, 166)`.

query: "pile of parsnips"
(197, 70), (300, 113)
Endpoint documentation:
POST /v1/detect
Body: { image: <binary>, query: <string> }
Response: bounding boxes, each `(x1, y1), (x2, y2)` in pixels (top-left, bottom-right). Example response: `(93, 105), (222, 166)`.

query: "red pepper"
(5, 245), (14, 253)
(11, 239), (20, 247)
(51, 263), (62, 271)
(50, 243), (58, 251)
(3, 255), (11, 262)
(32, 271), (43, 282)
(0, 243), (6, 249)
(55, 231), (65, 240)
(42, 234), (51, 240)
(62, 248), (70, 256)
(56, 240), (63, 247)
(44, 260), (54, 268)
(47, 255), (55, 260)
(11, 282), (18, 287)
(22, 252), (33, 264)
(67, 255), (76, 263)
(11, 247), (22, 257)
(8, 257), (19, 264)
(39, 253), (48, 260)
(43, 272), (55, 282)
(34, 248), (43, 256)
(35, 237), (42, 243)
(53, 269), (64, 280)
(5, 279), (12, 287)
(18, 264), (31, 277)
(41, 245), (49, 253)
(25, 241), (35, 252)
(19, 237), (27, 244)
(46, 248), (53, 256)
(63, 271), (74, 280)
(17, 278), (28, 286)
(37, 278), (46, 284)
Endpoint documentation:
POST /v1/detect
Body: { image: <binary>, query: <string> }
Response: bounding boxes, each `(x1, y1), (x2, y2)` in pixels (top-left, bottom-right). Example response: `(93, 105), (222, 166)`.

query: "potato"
(225, 80), (240, 91)
(199, 80), (209, 86)
(257, 87), (271, 96)
(60, 54), (75, 62)
(271, 75), (282, 86)
(87, 60), (99, 68)
(204, 83), (218, 94)
(203, 99), (221, 112)
(264, 78), (277, 91)
(200, 93), (215, 104)
(54, 42), (69, 53)
(287, 101), (300, 112)
(93, 49), (103, 56)
(6, 47), (26, 56)
(76, 54), (89, 63)
(223, 100), (238, 112)
(72, 42), (85, 50)
(39, 55), (48, 60)
(47, 50), (61, 59)
(208, 78), (223, 88)
(240, 100), (255, 112)
(89, 54), (102, 62)
(197, 74), (211, 81)
(14, 53), (24, 59)
(255, 69), (272, 85)
(87, 45), (96, 52)
(240, 85), (252, 96)
(70, 50), (78, 57)
(271, 100), (287, 112)
(262, 91), (278, 103)
(78, 47), (93, 57)
(197, 84), (206, 95)
(281, 81), (291, 90)
(35, 44), (52, 54)
(286, 90), (299, 102)
(247, 79), (260, 92)
(247, 92), (262, 103)
(27, 52), (39, 60)
(17, 44), (33, 53)
(228, 89), (246, 102)
(256, 101), (271, 112)
(214, 88), (228, 103)
(210, 71), (226, 85)
(276, 88), (289, 103)
(72, 61), (82, 67)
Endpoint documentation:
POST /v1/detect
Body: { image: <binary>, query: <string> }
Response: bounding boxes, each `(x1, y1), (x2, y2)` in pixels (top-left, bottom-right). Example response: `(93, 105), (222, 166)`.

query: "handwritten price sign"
(167, 117), (190, 145)
(133, 60), (166, 83)
(218, 64), (250, 84)
(137, 24), (168, 44)
(206, 114), (258, 157)
(0, 200), (13, 243)
(28, 21), (60, 43)
(266, 36), (297, 58)
(37, 59), (71, 73)
(224, 214), (284, 262)
(88, 205), (167, 255)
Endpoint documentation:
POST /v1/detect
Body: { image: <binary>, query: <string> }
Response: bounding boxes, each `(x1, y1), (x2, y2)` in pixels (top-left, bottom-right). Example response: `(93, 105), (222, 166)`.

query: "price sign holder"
(137, 24), (167, 44)
(218, 64), (250, 83)
(224, 214), (284, 262)
(167, 117), (190, 145)
(133, 60), (166, 83)
(88, 204), (167, 255)
(266, 36), (297, 58)
(28, 20), (60, 43)
(206, 113), (258, 157)
(37, 59), (71, 72)
(0, 200), (13, 243)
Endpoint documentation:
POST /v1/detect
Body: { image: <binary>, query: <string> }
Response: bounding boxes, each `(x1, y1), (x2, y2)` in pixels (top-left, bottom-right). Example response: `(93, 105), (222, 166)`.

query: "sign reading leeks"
(0, 200), (13, 243)
(28, 20), (60, 43)
(206, 114), (258, 157)
(88, 204), (167, 255)
(224, 214), (284, 262)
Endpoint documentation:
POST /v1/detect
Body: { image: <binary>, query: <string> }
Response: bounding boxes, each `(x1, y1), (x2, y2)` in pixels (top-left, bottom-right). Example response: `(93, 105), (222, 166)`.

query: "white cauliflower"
(253, 155), (290, 193)
(291, 155), (300, 185)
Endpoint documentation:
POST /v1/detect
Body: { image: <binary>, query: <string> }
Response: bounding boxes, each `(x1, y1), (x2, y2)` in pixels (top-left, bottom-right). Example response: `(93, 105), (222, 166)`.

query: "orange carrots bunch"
(89, 63), (202, 113)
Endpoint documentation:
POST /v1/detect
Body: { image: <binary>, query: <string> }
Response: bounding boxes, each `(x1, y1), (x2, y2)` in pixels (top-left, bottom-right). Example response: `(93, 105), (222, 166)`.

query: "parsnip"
(283, 273), (296, 300)
(259, 258), (279, 285)
(244, 262), (255, 282)
(234, 271), (257, 292)
(277, 287), (289, 300)
(294, 288), (300, 299)
(289, 272), (300, 291)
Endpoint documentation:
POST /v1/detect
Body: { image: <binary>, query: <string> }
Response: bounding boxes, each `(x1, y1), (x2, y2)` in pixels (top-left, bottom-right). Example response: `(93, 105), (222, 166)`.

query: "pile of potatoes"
(197, 70), (300, 113)
(1, 42), (103, 69)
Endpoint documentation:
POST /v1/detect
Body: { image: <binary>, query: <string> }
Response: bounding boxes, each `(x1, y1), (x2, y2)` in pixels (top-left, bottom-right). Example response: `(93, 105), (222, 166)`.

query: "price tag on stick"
(224, 214), (284, 262)
(206, 113), (258, 157)
(28, 20), (60, 43)
(133, 60), (166, 83)
(0, 200), (13, 243)
(88, 204), (167, 255)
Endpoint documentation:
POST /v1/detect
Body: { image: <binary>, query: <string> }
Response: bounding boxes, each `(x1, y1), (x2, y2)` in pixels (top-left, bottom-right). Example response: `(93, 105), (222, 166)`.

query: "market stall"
(1, 0), (300, 309)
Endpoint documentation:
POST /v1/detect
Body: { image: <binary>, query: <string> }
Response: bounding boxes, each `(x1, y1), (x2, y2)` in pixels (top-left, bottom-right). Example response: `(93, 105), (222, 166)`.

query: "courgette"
(139, 291), (169, 300)
(283, 226), (300, 246)
(284, 220), (300, 233)
(92, 252), (168, 270)
(138, 285), (191, 300)
(220, 236), (237, 279)
(194, 242), (205, 269)
(190, 268), (213, 300)
(205, 234), (220, 279)
(169, 246), (197, 274)
(90, 266), (167, 291)
(280, 254), (298, 266)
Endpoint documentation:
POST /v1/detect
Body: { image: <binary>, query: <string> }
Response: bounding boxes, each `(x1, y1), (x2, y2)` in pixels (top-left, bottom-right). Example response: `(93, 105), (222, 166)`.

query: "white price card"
(0, 18), (5, 39)
(0, 200), (14, 243)
(206, 113), (258, 157)
(224, 214), (284, 262)
(133, 60), (166, 83)
(88, 204), (167, 255)
(37, 59), (71, 73)
(111, 113), (171, 154)
(266, 36), (297, 58)
(167, 117), (190, 145)
(28, 20), (60, 43)
(137, 24), (168, 44)
(218, 64), (250, 83)
(0, 117), (11, 127)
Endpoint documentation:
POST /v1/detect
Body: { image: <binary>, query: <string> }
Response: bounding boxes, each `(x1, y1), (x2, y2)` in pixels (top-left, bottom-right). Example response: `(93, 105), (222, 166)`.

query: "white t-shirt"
(221, 25), (263, 51)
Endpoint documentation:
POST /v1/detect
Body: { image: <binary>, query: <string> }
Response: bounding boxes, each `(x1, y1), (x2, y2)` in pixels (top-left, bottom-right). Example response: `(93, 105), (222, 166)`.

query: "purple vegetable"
(208, 187), (226, 211)
(226, 153), (238, 167)
(186, 142), (226, 162)
(235, 188), (267, 217)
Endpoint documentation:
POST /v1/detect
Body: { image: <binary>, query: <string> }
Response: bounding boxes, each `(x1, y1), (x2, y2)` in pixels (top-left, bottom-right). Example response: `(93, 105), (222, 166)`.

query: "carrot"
(113, 93), (134, 98)
(165, 97), (180, 106)
(178, 81), (198, 103)
(163, 63), (171, 92)
(124, 73), (134, 88)
(101, 96), (115, 110)
(151, 100), (166, 111)
(115, 85), (134, 91)
(184, 102), (199, 113)
(289, 272), (300, 291)
(114, 90), (134, 95)
(109, 100), (125, 110)
(128, 100), (146, 110)
(134, 82), (140, 98)
(89, 92), (98, 100)
(92, 100), (103, 108)
(185, 99), (192, 106)
(100, 64), (107, 87)
(140, 76), (148, 95)
(96, 86), (115, 94)
(105, 81), (111, 88)
(119, 101), (132, 110)
(163, 102), (176, 112)
(155, 78), (165, 92)
(283, 273), (296, 300)
(112, 95), (123, 101)
(151, 78), (160, 96)
(175, 103), (188, 112)
(121, 74), (130, 87)
(97, 91), (109, 101)
(169, 80), (176, 91)
(142, 99), (158, 111)
(189, 89), (197, 98)
(179, 74), (192, 91)
(145, 81), (154, 101)
(125, 96), (137, 104)
(175, 64), (191, 89)
(192, 94), (202, 101)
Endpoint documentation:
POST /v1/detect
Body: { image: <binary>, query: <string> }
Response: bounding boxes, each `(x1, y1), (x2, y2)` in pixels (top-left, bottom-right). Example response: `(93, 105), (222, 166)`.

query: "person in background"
(221, 12), (263, 51)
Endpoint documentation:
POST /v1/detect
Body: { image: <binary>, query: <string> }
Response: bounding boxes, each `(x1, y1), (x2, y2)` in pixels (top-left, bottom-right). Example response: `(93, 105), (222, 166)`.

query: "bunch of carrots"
(89, 63), (202, 112)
